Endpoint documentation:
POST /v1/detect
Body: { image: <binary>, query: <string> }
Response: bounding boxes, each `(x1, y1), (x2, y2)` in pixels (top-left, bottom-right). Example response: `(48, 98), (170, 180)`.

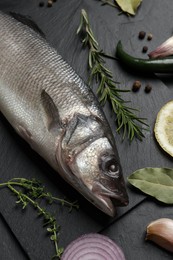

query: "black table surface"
(0, 0), (173, 259)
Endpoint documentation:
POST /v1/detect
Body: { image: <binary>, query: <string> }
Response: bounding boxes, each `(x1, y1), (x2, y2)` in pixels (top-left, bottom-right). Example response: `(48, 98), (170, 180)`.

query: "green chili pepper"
(116, 41), (173, 73)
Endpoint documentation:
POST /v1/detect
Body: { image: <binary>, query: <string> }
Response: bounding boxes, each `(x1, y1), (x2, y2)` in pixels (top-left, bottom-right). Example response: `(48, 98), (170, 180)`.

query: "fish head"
(55, 114), (128, 217)
(65, 136), (129, 217)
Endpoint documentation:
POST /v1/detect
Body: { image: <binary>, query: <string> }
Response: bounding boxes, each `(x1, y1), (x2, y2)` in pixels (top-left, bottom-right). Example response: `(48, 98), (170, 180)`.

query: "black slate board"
(0, 0), (173, 259)
(101, 198), (173, 260)
(0, 213), (28, 260)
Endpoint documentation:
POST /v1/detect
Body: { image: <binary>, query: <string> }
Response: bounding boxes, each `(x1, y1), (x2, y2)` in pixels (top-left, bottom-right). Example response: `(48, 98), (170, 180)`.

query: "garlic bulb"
(146, 218), (173, 252)
(148, 35), (173, 59)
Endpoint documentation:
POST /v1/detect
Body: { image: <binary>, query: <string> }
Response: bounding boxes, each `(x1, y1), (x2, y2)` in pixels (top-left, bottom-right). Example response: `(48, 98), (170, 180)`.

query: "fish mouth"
(92, 181), (129, 217)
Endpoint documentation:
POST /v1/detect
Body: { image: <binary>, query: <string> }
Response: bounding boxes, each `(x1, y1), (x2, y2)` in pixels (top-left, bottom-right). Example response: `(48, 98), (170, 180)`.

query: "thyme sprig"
(0, 178), (79, 259)
(77, 9), (148, 141)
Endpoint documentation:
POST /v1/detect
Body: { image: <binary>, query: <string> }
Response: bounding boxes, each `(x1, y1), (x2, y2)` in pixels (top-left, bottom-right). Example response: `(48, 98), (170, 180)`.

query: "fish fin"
(41, 90), (61, 133)
(9, 12), (45, 38)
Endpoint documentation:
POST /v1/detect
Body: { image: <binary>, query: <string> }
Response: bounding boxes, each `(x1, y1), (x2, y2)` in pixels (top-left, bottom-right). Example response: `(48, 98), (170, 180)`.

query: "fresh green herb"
(128, 167), (173, 204)
(0, 178), (79, 259)
(98, 0), (142, 15)
(77, 9), (148, 141)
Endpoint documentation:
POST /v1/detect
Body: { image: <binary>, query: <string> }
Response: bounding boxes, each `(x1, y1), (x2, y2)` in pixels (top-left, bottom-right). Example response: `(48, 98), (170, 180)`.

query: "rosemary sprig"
(0, 178), (79, 259)
(77, 9), (148, 141)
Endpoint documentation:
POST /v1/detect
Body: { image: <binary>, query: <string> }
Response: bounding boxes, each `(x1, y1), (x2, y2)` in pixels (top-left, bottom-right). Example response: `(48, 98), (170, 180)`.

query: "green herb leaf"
(115, 0), (142, 15)
(128, 167), (173, 204)
(0, 178), (79, 259)
(50, 235), (57, 241)
(47, 227), (53, 232)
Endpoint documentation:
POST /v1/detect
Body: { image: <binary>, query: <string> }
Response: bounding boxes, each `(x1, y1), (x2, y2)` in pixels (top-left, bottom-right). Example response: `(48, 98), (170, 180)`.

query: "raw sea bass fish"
(0, 12), (128, 216)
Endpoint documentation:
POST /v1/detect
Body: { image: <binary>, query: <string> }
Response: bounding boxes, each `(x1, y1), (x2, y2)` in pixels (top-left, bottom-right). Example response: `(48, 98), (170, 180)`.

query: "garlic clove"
(148, 35), (173, 59)
(146, 218), (173, 252)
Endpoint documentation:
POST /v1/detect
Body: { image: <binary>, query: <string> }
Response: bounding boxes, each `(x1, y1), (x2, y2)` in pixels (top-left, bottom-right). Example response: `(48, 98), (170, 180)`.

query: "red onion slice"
(61, 233), (126, 260)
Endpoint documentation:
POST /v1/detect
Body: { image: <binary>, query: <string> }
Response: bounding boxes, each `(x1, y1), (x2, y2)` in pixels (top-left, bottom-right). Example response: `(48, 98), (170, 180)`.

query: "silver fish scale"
(0, 12), (107, 168)
(0, 12), (105, 123)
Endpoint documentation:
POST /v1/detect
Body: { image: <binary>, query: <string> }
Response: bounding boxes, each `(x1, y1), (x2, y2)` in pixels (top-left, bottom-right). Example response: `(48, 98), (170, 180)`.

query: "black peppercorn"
(145, 84), (152, 93)
(142, 46), (148, 53)
(132, 80), (141, 92)
(39, 1), (44, 7)
(138, 31), (146, 40)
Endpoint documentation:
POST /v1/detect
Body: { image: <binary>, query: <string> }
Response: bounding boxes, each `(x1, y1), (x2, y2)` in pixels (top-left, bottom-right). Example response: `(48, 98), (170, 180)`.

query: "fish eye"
(100, 154), (119, 178)
(108, 164), (117, 173)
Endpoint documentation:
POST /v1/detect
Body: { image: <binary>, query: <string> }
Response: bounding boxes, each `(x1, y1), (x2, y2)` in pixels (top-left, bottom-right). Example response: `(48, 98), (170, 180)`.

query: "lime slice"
(154, 100), (173, 157)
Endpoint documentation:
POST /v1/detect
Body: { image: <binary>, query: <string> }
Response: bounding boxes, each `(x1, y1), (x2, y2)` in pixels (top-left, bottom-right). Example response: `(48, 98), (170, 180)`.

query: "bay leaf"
(115, 0), (142, 15)
(128, 168), (173, 204)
